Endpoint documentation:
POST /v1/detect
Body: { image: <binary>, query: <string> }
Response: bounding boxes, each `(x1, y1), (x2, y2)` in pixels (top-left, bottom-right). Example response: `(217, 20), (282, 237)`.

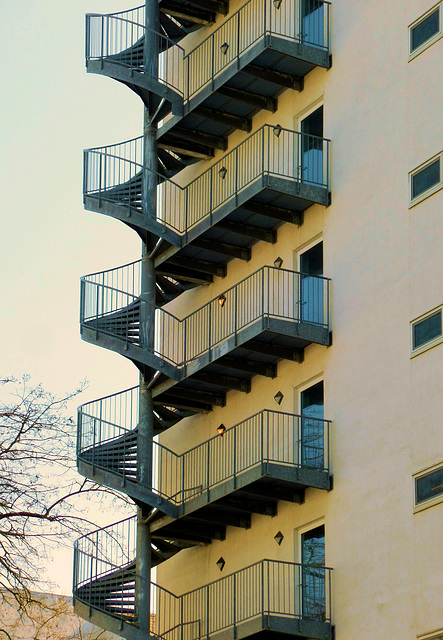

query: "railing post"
(233, 572), (237, 639)
(260, 412), (264, 474)
(206, 584), (210, 640)
(233, 426), (237, 489)
(208, 302), (212, 360)
(211, 35), (215, 92)
(236, 12), (241, 70)
(206, 440), (210, 501)
(181, 454), (185, 508)
(100, 15), (104, 68)
(261, 561), (265, 627)
(234, 285), (238, 345)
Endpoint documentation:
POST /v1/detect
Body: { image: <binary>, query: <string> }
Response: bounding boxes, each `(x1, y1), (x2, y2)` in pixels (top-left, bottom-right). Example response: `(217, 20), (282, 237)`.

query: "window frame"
(413, 462), (443, 513)
(408, 2), (442, 60)
(409, 152), (443, 207)
(411, 305), (443, 357)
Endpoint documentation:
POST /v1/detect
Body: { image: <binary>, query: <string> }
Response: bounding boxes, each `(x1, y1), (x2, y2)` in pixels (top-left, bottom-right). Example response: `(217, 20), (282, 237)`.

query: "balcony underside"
(150, 463), (331, 544)
(159, 38), (330, 160)
(81, 315), (331, 409)
(159, 0), (228, 27)
(155, 178), (329, 283)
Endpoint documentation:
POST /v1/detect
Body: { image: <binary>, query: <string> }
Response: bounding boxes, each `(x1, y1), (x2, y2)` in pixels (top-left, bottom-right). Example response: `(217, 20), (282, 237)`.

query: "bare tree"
(0, 376), (130, 611)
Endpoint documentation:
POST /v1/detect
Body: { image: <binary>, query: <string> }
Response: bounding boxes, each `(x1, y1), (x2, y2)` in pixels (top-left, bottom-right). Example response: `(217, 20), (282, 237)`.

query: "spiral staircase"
(74, 2), (334, 640)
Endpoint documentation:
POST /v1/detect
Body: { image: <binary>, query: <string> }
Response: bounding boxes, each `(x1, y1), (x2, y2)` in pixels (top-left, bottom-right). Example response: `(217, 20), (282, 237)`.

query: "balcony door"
(300, 381), (324, 469)
(299, 241), (324, 325)
(301, 524), (326, 621)
(300, 105), (323, 186)
(302, 0), (325, 47)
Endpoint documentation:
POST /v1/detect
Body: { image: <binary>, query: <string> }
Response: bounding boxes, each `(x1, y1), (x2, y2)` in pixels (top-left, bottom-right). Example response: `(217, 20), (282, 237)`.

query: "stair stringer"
(77, 457), (179, 518)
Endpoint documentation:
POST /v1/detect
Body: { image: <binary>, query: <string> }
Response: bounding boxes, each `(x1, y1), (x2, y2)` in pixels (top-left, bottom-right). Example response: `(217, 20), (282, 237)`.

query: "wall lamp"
(220, 42), (229, 55)
(274, 531), (284, 546)
(274, 391), (284, 405)
(216, 557), (225, 571)
(217, 424), (226, 437)
(273, 256), (283, 269)
(273, 124), (283, 137)
(218, 294), (226, 308)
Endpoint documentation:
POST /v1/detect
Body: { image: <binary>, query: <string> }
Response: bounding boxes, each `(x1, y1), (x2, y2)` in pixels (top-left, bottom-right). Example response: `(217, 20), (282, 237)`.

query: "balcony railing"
(86, 8), (185, 96)
(86, 0), (331, 109)
(80, 264), (330, 367)
(74, 520), (333, 637)
(84, 126), (330, 237)
(78, 393), (331, 506)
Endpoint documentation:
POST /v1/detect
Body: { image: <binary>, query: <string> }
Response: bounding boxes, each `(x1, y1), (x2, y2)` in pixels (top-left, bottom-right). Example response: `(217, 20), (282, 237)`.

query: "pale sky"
(0, 1), (151, 593)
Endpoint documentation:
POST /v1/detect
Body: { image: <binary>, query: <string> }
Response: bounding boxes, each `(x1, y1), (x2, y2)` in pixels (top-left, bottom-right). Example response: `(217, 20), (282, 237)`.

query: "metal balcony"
(78, 398), (332, 539)
(80, 264), (331, 411)
(84, 126), (330, 285)
(74, 522), (333, 640)
(86, 1), (331, 158)
(158, 0), (332, 160)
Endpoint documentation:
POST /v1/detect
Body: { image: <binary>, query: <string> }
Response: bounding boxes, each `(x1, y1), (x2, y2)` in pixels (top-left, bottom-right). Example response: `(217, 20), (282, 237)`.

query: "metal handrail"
(84, 125), (331, 235)
(78, 400), (331, 505)
(86, 0), (331, 105)
(73, 541), (333, 631)
(86, 9), (185, 95)
(80, 264), (331, 363)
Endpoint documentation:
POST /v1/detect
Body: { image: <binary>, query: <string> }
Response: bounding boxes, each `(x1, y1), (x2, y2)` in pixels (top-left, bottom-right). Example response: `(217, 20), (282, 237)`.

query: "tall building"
(73, 2), (443, 640)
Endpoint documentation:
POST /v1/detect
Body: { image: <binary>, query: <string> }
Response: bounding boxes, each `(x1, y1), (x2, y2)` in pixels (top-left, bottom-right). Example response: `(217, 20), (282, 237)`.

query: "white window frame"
(295, 517), (325, 564)
(410, 305), (443, 357)
(413, 462), (443, 513)
(408, 2), (443, 60)
(409, 151), (443, 207)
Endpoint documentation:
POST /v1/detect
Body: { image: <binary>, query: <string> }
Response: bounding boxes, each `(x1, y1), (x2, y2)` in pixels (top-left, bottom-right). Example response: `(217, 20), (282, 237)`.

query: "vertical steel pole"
(137, 2), (160, 634)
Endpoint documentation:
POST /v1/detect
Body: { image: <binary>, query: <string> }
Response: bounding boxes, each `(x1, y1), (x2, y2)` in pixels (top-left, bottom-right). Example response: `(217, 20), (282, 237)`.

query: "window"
(409, 153), (442, 206)
(414, 464), (443, 511)
(409, 3), (442, 58)
(411, 307), (442, 355)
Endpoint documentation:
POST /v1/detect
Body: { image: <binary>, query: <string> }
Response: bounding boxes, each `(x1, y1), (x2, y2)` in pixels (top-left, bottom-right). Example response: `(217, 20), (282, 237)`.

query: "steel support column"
(137, 1), (160, 633)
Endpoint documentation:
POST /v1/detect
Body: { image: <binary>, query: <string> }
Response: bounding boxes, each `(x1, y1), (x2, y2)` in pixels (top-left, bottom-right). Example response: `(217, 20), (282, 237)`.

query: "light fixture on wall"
(273, 256), (283, 269)
(273, 0), (283, 8)
(220, 42), (229, 55)
(217, 424), (226, 437)
(274, 531), (284, 546)
(274, 391), (284, 405)
(219, 166), (227, 179)
(218, 294), (226, 308)
(216, 557), (225, 571)
(273, 124), (283, 137)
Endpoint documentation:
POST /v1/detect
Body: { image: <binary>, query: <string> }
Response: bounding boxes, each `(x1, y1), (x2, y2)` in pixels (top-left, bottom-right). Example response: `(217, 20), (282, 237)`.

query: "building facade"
(73, 2), (443, 640)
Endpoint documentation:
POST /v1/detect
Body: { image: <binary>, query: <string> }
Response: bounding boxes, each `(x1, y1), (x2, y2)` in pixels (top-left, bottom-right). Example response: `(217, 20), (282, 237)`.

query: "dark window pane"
(412, 159), (440, 199)
(416, 467), (443, 504)
(411, 9), (440, 52)
(413, 311), (442, 349)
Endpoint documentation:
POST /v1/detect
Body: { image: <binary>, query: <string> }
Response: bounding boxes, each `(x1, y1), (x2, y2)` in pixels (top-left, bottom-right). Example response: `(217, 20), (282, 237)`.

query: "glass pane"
(416, 467), (443, 504)
(301, 525), (325, 621)
(413, 311), (442, 349)
(301, 382), (324, 469)
(411, 8), (440, 52)
(412, 159), (440, 199)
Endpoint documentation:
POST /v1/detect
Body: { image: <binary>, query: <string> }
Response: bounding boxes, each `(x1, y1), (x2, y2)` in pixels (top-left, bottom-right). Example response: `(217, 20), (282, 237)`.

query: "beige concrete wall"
(157, 2), (443, 640)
